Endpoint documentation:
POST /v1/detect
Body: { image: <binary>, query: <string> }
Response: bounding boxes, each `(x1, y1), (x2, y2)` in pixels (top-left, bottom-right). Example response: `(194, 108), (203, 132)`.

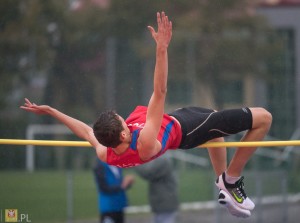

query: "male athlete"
(21, 12), (272, 218)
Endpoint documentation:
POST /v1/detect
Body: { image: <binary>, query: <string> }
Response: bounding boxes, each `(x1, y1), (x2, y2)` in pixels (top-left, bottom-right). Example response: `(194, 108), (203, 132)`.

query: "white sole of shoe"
(216, 174), (255, 211)
(218, 190), (251, 218)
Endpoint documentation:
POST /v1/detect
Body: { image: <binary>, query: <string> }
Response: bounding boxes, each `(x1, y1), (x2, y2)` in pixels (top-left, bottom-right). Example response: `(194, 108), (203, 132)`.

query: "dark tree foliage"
(0, 0), (281, 169)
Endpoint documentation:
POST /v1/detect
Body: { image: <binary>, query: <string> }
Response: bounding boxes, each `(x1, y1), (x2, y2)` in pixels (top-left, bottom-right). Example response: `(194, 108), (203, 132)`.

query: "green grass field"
(0, 169), (214, 222)
(0, 168), (298, 223)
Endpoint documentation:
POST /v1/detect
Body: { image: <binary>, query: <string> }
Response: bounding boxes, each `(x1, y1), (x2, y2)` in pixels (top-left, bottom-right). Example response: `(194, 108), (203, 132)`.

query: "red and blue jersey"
(106, 106), (182, 168)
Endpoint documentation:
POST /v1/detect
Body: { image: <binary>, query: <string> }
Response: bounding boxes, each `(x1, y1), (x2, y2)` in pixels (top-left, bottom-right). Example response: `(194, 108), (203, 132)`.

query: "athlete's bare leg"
(227, 107), (272, 177)
(209, 138), (253, 217)
(207, 137), (227, 176)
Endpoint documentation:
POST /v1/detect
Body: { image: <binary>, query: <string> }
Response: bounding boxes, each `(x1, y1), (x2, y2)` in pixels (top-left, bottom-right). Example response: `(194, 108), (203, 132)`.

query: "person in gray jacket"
(134, 155), (179, 223)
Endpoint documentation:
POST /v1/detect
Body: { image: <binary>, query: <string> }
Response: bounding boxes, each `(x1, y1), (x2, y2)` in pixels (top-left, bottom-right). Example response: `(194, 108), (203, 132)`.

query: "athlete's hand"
(148, 12), (172, 48)
(20, 98), (51, 115)
(121, 175), (135, 189)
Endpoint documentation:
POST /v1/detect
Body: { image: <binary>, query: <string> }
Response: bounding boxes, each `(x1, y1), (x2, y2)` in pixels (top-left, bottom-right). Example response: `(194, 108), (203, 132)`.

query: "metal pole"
(67, 170), (73, 223)
(281, 171), (288, 223)
(105, 37), (116, 109)
(214, 184), (222, 223)
(26, 126), (35, 172)
(255, 173), (262, 223)
(186, 38), (197, 103)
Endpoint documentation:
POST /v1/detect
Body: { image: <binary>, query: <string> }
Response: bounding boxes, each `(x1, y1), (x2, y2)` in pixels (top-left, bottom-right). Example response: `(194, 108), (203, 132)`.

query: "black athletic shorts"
(168, 107), (253, 149)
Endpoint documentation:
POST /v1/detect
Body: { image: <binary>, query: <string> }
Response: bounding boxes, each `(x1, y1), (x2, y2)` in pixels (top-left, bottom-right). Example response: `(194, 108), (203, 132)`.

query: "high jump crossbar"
(1, 139), (300, 148)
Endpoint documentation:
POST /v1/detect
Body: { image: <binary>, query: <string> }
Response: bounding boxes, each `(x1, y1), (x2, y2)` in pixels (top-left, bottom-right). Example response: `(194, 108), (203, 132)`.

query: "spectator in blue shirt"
(94, 159), (134, 223)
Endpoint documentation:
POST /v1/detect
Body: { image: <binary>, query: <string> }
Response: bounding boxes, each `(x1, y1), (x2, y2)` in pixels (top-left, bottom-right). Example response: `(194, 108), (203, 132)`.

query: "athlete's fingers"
(25, 98), (31, 105)
(165, 16), (169, 28)
(20, 106), (32, 111)
(147, 26), (156, 39)
(157, 12), (161, 27)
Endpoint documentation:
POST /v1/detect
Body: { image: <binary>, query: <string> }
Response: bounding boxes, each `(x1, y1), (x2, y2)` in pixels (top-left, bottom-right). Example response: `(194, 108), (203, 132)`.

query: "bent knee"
(250, 107), (272, 129)
(259, 108), (272, 126)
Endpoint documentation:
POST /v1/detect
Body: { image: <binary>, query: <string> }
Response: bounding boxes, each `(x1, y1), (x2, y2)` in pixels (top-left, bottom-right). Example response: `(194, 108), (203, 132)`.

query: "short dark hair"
(93, 110), (124, 148)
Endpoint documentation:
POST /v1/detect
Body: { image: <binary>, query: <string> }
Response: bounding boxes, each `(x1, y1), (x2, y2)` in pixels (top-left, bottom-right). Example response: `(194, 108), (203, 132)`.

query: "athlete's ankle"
(225, 172), (241, 184)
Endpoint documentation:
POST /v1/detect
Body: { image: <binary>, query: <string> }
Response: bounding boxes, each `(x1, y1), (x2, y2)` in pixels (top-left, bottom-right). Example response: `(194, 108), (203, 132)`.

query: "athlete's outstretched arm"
(20, 98), (107, 161)
(138, 12), (172, 160)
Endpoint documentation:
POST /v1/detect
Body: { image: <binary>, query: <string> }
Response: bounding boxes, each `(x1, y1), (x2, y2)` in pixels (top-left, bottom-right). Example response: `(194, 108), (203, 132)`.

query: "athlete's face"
(117, 115), (131, 143)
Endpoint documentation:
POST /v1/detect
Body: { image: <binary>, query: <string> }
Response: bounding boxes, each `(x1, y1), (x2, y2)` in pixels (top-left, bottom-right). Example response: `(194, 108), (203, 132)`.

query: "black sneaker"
(216, 172), (255, 210)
